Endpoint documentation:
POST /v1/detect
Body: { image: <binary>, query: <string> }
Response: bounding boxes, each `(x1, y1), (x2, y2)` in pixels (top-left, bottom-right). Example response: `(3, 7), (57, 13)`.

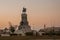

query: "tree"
(9, 22), (15, 34)
(9, 26), (15, 33)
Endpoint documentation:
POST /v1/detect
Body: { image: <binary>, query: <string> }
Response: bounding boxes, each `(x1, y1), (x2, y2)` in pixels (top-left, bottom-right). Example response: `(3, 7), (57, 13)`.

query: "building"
(0, 28), (10, 36)
(38, 27), (60, 35)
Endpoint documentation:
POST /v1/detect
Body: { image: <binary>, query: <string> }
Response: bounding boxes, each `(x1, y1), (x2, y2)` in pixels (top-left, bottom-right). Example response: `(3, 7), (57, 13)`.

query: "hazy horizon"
(0, 0), (60, 30)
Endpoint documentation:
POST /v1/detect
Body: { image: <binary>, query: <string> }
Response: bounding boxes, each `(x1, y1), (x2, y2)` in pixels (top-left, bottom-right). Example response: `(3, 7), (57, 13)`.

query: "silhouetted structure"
(18, 7), (31, 33)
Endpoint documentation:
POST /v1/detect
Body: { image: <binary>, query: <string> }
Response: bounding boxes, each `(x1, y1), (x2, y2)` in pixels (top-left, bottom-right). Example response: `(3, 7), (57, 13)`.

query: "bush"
(25, 32), (33, 36)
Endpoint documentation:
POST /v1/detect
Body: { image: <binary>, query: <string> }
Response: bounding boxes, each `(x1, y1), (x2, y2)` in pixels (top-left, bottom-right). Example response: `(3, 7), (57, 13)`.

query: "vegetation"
(25, 32), (33, 36)
(9, 26), (15, 33)
(0, 35), (60, 40)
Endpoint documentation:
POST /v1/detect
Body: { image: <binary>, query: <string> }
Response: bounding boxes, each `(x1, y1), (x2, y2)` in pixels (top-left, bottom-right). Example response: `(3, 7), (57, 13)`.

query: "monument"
(18, 7), (31, 33)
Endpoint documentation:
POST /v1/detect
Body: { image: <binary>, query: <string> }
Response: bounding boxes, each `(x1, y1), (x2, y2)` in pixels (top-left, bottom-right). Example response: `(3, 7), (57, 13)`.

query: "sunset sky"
(0, 0), (60, 30)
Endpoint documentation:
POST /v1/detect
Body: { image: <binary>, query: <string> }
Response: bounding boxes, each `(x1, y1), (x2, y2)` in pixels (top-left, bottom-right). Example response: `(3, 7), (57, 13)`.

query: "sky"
(0, 0), (60, 30)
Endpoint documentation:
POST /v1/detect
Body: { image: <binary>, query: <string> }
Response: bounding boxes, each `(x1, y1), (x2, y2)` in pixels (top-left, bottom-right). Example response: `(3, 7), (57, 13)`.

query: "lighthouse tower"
(18, 7), (31, 33)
